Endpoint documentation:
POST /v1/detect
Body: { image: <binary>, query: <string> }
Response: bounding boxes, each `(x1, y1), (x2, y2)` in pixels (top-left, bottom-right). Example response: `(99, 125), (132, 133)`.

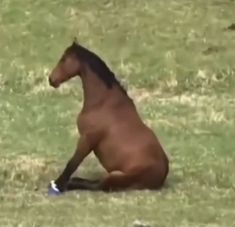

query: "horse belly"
(93, 134), (158, 173)
(93, 144), (124, 172)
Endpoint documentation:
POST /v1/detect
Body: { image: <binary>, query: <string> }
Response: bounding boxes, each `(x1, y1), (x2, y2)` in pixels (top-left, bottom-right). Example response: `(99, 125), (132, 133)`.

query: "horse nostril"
(49, 77), (59, 88)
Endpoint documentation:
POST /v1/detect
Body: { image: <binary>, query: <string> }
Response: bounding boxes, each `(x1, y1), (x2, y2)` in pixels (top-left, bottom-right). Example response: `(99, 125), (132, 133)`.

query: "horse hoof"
(47, 180), (62, 196)
(48, 187), (62, 196)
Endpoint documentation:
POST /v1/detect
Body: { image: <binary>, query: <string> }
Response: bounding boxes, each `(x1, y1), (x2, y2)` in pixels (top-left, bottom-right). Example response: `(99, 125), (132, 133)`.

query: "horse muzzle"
(48, 77), (60, 88)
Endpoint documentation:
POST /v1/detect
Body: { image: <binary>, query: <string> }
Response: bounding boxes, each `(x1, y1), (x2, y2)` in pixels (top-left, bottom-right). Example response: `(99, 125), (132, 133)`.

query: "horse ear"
(73, 37), (78, 45)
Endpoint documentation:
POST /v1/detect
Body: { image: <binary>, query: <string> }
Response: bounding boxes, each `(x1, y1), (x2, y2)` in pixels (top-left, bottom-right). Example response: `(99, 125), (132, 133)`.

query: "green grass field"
(1, 0), (235, 226)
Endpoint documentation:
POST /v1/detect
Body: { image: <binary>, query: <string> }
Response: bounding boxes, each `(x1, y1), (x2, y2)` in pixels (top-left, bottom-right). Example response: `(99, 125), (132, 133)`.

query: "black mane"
(71, 42), (127, 94)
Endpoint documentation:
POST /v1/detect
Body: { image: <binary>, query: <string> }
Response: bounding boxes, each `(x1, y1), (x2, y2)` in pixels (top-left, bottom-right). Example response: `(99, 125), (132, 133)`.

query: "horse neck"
(80, 65), (112, 109)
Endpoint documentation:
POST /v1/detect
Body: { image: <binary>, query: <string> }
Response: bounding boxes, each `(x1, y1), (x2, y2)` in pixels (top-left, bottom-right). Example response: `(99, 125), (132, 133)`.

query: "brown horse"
(48, 40), (169, 194)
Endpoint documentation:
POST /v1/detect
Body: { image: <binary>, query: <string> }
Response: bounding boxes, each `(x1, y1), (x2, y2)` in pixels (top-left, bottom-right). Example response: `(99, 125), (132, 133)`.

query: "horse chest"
(77, 112), (103, 134)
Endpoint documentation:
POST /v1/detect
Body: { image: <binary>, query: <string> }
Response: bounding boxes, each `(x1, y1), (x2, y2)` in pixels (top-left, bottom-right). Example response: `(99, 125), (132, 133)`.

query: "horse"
(47, 39), (169, 194)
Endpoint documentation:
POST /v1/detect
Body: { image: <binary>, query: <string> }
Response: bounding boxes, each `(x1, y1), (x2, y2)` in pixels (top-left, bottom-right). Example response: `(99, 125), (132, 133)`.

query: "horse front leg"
(48, 135), (92, 194)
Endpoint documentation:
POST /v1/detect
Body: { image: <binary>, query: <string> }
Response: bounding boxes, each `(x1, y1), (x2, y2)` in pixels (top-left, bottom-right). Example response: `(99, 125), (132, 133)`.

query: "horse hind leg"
(66, 177), (100, 191)
(99, 171), (140, 192)
(99, 170), (167, 191)
(66, 171), (141, 192)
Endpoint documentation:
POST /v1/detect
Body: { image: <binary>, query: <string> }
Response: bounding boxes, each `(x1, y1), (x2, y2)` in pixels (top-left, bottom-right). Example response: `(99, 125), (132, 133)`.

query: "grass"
(1, 0), (235, 226)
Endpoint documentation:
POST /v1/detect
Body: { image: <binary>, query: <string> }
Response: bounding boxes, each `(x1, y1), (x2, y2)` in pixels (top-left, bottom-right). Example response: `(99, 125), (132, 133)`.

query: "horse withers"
(48, 40), (169, 194)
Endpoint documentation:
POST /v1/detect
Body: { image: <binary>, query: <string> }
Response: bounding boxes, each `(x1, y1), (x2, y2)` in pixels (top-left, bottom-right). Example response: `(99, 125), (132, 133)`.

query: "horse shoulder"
(77, 111), (104, 140)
